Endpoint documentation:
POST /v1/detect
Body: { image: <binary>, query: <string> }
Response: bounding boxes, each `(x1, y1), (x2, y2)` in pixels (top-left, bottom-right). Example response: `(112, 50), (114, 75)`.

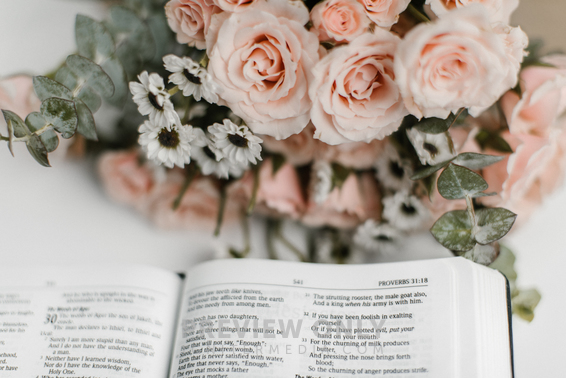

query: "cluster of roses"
(92, 0), (566, 253)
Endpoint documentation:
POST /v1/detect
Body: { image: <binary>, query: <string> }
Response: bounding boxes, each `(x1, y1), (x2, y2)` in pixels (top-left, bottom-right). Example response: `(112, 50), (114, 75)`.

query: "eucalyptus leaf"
(75, 99), (98, 141)
(33, 76), (73, 101)
(66, 55), (115, 99)
(331, 163), (351, 190)
(437, 164), (488, 200)
(271, 154), (286, 176)
(411, 158), (454, 180)
(101, 56), (127, 105)
(453, 152), (504, 170)
(77, 86), (102, 113)
(75, 14), (115, 62)
(472, 192), (496, 198)
(110, 6), (155, 61)
(26, 134), (50, 167)
(431, 210), (476, 252)
(512, 289), (541, 322)
(474, 207), (517, 244)
(414, 109), (468, 134)
(146, 13), (173, 62)
(475, 129), (514, 153)
(54, 66), (78, 91)
(2, 110), (29, 137)
(462, 242), (499, 265)
(6, 120), (15, 156)
(489, 245), (517, 281)
(40, 98), (78, 139)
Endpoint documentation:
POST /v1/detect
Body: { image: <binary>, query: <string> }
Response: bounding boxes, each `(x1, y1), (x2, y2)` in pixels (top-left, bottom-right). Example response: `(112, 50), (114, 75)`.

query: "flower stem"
(246, 164), (261, 215)
(465, 194), (477, 227)
(168, 86), (179, 97)
(172, 164), (199, 210)
(407, 4), (430, 23)
(214, 183), (228, 237)
(266, 219), (279, 260)
(273, 220), (308, 262)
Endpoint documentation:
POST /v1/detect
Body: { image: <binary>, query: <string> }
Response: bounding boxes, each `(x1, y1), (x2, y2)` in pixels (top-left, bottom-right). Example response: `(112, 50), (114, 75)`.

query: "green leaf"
(431, 210), (476, 252)
(33, 76), (73, 101)
(462, 243), (499, 265)
(472, 192), (496, 198)
(109, 6), (155, 61)
(26, 134), (50, 167)
(331, 163), (351, 190)
(474, 207), (517, 244)
(77, 86), (102, 113)
(100, 56), (127, 105)
(25, 112), (59, 152)
(75, 14), (115, 62)
(414, 109), (468, 134)
(489, 245), (517, 282)
(271, 154), (286, 176)
(66, 54), (115, 99)
(2, 110), (29, 137)
(512, 289), (541, 322)
(54, 66), (78, 90)
(40, 98), (78, 139)
(411, 158), (454, 180)
(453, 152), (504, 170)
(74, 99), (98, 141)
(475, 129), (513, 153)
(437, 164), (488, 200)
(423, 171), (437, 201)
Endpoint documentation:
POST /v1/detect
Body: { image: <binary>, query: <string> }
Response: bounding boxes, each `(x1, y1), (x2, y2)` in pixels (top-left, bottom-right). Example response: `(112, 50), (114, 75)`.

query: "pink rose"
(481, 128), (566, 227)
(426, 0), (519, 24)
(97, 150), (155, 206)
(205, 0), (319, 139)
(213, 0), (256, 12)
(357, 0), (411, 28)
(310, 31), (407, 145)
(501, 55), (566, 137)
(165, 0), (221, 49)
(230, 159), (306, 219)
(261, 123), (318, 166)
(302, 172), (382, 229)
(316, 139), (386, 169)
(395, 5), (526, 119)
(310, 0), (371, 43)
(142, 173), (240, 231)
(0, 75), (41, 130)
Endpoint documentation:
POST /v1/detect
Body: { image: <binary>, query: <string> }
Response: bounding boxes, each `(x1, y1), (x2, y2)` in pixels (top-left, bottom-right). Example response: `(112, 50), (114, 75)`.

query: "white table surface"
(0, 1), (564, 376)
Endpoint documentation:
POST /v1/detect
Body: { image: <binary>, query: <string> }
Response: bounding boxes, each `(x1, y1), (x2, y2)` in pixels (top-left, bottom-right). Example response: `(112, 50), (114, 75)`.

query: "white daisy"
(382, 191), (430, 231)
(374, 144), (413, 191)
(129, 71), (180, 127)
(191, 128), (245, 179)
(406, 128), (456, 166)
(162, 54), (221, 104)
(208, 119), (263, 166)
(138, 120), (195, 168)
(353, 220), (401, 255)
(311, 160), (333, 204)
(314, 229), (364, 264)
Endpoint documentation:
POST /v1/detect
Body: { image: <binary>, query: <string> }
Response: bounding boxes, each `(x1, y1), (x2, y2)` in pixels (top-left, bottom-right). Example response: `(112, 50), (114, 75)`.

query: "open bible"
(0, 257), (512, 378)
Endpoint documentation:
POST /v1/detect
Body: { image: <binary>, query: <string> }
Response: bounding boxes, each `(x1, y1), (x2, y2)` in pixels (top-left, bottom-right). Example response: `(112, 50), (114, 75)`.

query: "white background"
(0, 1), (564, 376)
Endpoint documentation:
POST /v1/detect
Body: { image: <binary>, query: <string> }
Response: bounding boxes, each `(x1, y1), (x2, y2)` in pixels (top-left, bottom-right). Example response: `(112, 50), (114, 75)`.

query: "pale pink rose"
(395, 5), (526, 119)
(142, 173), (239, 231)
(302, 172), (382, 229)
(501, 55), (566, 138)
(97, 150), (154, 206)
(310, 31), (407, 145)
(316, 138), (386, 169)
(426, 0), (519, 24)
(165, 0), (221, 49)
(0, 75), (41, 130)
(481, 128), (566, 227)
(310, 0), (371, 42)
(357, 0), (411, 28)
(261, 124), (318, 166)
(213, 0), (256, 12)
(206, 0), (319, 139)
(230, 159), (306, 219)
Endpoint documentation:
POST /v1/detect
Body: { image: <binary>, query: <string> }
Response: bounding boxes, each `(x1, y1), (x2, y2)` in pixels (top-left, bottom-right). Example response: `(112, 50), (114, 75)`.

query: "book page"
(169, 258), (459, 378)
(0, 265), (182, 377)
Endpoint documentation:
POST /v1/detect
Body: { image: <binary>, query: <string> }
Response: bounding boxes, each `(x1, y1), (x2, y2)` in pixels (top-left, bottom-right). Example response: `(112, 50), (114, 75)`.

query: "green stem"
(407, 4), (430, 23)
(172, 164), (199, 210)
(465, 194), (477, 227)
(214, 183), (228, 237)
(168, 86), (179, 97)
(231, 212), (252, 258)
(246, 165), (261, 215)
(274, 220), (307, 262)
(182, 97), (194, 124)
(266, 219), (279, 260)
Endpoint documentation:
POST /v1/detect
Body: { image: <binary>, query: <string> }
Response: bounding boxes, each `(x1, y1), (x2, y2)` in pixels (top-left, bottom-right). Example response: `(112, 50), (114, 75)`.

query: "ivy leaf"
(437, 164), (488, 200)
(414, 109), (468, 134)
(26, 134), (50, 167)
(66, 54), (115, 99)
(74, 99), (98, 141)
(411, 158), (454, 180)
(453, 152), (504, 170)
(431, 210), (476, 252)
(40, 98), (78, 139)
(271, 154), (286, 176)
(33, 76), (73, 101)
(474, 207), (517, 244)
(75, 14), (115, 62)
(25, 112), (59, 152)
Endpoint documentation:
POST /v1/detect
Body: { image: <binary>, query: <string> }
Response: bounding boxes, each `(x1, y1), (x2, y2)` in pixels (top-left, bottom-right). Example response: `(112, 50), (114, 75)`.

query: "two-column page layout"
(0, 257), (512, 378)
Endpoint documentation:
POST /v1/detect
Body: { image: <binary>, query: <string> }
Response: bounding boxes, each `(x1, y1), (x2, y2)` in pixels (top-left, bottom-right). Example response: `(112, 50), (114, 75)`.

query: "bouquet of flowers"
(2, 0), (559, 321)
